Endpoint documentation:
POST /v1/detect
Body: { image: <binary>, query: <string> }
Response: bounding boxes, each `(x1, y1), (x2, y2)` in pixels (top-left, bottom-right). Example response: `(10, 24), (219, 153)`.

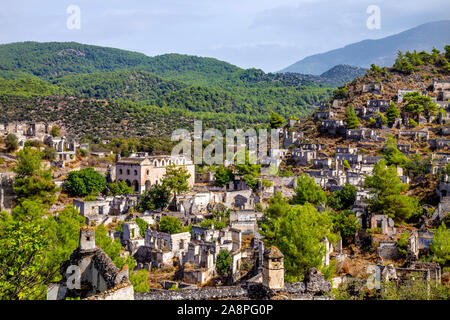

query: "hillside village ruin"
(0, 61), (449, 301)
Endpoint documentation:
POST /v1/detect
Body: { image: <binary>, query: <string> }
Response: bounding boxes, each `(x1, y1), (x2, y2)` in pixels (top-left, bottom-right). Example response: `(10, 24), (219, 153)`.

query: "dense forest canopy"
(0, 41), (335, 139)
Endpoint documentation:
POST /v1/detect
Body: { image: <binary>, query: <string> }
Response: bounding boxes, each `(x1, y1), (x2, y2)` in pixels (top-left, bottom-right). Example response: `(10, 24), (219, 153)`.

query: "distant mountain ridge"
(278, 64), (367, 87)
(280, 20), (450, 75)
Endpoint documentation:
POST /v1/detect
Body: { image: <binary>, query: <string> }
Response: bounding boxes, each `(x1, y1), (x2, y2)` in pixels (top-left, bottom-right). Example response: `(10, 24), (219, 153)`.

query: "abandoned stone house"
(182, 227), (242, 284)
(367, 99), (391, 110)
(442, 127), (450, 136)
(397, 130), (429, 141)
(291, 149), (317, 166)
(306, 170), (347, 191)
(356, 104), (390, 120)
(314, 111), (336, 121)
(229, 209), (263, 236)
(332, 99), (342, 108)
(301, 143), (325, 151)
(115, 155), (195, 194)
(406, 229), (435, 263)
(397, 143), (412, 154)
(370, 214), (396, 235)
(0, 122), (53, 141)
(437, 174), (449, 199)
(287, 119), (300, 127)
(335, 152), (362, 165)
(282, 129), (304, 148)
(319, 120), (345, 135)
(175, 191), (221, 215)
(436, 101), (450, 122)
(313, 158), (333, 169)
(375, 262), (442, 290)
(433, 139), (450, 150)
(122, 221), (145, 254)
(144, 229), (192, 267)
(433, 80), (450, 101)
(345, 128), (378, 141)
(195, 171), (215, 184)
(362, 82), (382, 95)
(377, 240), (401, 260)
(336, 146), (358, 155)
(47, 227), (134, 300)
(433, 196), (450, 221)
(73, 195), (137, 226)
(258, 154), (283, 176)
(401, 111), (428, 126)
(223, 189), (258, 210)
(427, 153), (450, 174)
(44, 135), (77, 163)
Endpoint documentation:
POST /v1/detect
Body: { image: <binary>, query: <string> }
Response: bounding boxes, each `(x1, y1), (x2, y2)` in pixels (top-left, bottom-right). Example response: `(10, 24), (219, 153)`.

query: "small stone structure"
(262, 246), (284, 290)
(362, 83), (382, 95)
(47, 227), (134, 300)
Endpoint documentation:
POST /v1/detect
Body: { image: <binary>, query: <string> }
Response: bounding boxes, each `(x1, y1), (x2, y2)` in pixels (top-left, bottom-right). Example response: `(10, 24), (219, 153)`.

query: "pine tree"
(386, 102), (400, 125)
(270, 110), (285, 129)
(344, 106), (360, 129)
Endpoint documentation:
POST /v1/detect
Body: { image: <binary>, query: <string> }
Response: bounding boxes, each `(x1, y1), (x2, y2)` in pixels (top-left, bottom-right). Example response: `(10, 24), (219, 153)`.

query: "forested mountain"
(0, 42), (243, 86)
(281, 20), (450, 74)
(318, 64), (367, 87)
(52, 70), (186, 102)
(0, 41), (336, 138)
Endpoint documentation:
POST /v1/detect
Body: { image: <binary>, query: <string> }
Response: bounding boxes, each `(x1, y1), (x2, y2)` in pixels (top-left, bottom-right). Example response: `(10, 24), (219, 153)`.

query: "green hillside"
(52, 70), (186, 102)
(0, 41), (336, 138)
(0, 77), (69, 97)
(0, 42), (242, 86)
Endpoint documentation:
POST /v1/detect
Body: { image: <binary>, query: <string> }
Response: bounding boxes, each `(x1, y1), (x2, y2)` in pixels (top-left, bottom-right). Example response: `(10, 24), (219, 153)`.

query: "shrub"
(397, 230), (410, 257)
(216, 250), (231, 276)
(331, 210), (359, 245)
(292, 174), (327, 206)
(430, 223), (449, 265)
(5, 133), (18, 153)
(409, 118), (418, 127)
(158, 216), (182, 234)
(65, 167), (106, 197)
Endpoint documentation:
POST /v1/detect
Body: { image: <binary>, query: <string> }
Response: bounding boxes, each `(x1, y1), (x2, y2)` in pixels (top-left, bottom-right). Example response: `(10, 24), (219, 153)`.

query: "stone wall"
(135, 286), (248, 300)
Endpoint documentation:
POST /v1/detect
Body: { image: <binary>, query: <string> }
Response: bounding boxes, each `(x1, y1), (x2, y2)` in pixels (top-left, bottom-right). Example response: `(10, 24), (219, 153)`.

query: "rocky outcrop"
(304, 268), (332, 295)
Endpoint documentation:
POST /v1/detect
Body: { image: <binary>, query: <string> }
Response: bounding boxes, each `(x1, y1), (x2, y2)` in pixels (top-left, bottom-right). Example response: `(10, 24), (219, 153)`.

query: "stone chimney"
(262, 246), (284, 290)
(79, 226), (96, 251)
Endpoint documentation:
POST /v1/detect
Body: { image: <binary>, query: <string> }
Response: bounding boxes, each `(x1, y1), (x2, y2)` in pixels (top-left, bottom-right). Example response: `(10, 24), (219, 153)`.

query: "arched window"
(153, 160), (158, 167)
(127, 169), (130, 175)
(134, 170), (138, 175)
(119, 169), (123, 175)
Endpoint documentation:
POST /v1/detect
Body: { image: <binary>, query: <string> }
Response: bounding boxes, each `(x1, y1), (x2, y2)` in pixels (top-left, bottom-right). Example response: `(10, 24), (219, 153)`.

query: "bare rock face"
(304, 268), (331, 295)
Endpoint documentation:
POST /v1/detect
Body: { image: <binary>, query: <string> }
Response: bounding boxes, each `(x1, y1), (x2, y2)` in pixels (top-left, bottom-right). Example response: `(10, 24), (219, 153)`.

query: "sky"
(1, 0), (449, 72)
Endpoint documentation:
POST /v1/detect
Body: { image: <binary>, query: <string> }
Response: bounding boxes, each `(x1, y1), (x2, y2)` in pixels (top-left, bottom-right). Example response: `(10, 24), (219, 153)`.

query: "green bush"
(292, 174), (327, 206)
(216, 250), (231, 276)
(5, 133), (18, 153)
(65, 167), (106, 197)
(158, 216), (182, 234)
(397, 230), (410, 257)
